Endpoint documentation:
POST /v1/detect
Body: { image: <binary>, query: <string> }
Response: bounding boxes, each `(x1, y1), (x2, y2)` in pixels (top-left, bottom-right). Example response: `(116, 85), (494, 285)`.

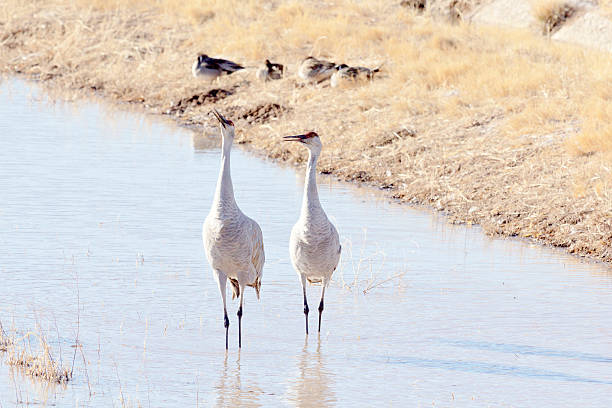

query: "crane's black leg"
(224, 309), (229, 350)
(318, 286), (326, 333)
(318, 299), (324, 332)
(238, 287), (245, 348)
(214, 270), (230, 351)
(303, 285), (309, 335)
(237, 305), (243, 348)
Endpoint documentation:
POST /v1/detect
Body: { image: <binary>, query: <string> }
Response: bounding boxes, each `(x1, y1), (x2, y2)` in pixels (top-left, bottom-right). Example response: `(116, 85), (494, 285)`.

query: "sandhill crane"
(203, 109), (264, 349)
(298, 57), (337, 84)
(284, 132), (341, 335)
(330, 64), (381, 88)
(256, 59), (284, 81)
(193, 54), (244, 82)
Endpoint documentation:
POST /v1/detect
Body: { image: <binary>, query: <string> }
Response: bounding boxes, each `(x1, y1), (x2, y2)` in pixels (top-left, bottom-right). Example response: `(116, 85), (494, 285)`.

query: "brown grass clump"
(0, 0), (611, 263)
(566, 100), (612, 156)
(532, 0), (577, 34)
(405, 0), (482, 21)
(0, 324), (71, 384)
(401, 0), (428, 13)
(0, 324), (14, 352)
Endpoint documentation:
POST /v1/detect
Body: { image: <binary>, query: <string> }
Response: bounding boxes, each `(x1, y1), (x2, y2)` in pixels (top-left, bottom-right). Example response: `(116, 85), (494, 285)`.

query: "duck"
(330, 64), (381, 88)
(298, 56), (337, 84)
(192, 54), (244, 82)
(256, 59), (284, 81)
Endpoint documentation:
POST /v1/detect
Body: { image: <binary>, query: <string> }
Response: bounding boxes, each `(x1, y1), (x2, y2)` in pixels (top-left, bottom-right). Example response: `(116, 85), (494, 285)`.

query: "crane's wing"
(330, 222), (341, 271)
(247, 220), (265, 299)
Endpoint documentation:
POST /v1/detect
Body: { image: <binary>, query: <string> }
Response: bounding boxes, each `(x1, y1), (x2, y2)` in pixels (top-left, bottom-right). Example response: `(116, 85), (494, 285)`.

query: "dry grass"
(0, 0), (611, 262)
(0, 323), (71, 384)
(0, 324), (14, 352)
(332, 232), (409, 294)
(599, 0), (612, 19)
(532, 0), (577, 34)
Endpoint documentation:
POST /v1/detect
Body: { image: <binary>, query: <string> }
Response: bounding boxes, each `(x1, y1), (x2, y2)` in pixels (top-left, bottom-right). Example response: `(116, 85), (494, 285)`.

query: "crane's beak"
(211, 109), (230, 127)
(283, 134), (307, 143)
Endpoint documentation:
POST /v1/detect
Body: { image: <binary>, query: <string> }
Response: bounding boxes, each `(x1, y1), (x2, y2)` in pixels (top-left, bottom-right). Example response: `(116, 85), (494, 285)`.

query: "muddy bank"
(0, 0), (610, 263)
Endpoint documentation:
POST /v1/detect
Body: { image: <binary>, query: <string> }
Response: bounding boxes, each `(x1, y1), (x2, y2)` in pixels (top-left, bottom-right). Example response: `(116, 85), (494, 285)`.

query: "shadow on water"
(436, 338), (612, 364)
(374, 355), (612, 384)
(285, 336), (336, 408)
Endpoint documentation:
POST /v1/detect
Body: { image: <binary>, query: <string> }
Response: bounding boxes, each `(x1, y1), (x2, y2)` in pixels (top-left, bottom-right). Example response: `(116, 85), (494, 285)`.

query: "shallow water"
(0, 79), (611, 407)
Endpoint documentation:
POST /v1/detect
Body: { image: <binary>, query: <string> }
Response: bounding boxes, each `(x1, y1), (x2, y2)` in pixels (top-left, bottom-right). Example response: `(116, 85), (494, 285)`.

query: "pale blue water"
(0, 78), (611, 407)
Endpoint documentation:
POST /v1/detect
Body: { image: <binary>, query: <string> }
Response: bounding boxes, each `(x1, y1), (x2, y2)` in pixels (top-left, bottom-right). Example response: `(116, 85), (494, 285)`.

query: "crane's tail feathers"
(307, 277), (324, 285)
(248, 277), (261, 300)
(229, 278), (240, 300)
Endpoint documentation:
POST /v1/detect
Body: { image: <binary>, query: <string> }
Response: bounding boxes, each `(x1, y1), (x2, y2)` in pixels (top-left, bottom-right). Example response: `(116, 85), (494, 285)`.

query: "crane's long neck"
(212, 135), (238, 212)
(301, 149), (322, 217)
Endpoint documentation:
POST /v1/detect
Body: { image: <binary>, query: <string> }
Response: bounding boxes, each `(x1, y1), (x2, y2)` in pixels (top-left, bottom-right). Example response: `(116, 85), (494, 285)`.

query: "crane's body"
(285, 132), (341, 334)
(203, 110), (264, 349)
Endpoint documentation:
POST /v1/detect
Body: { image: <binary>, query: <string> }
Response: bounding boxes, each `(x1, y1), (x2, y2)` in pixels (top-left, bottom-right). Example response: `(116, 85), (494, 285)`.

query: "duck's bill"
(283, 134), (307, 142)
(211, 109), (230, 126)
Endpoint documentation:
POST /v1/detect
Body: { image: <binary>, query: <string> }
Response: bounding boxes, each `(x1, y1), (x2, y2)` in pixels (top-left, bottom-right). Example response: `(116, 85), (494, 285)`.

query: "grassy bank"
(1, 0), (610, 262)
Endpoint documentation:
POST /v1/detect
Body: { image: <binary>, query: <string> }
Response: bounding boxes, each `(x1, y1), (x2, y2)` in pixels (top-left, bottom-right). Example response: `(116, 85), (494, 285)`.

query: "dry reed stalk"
(0, 323), (14, 352)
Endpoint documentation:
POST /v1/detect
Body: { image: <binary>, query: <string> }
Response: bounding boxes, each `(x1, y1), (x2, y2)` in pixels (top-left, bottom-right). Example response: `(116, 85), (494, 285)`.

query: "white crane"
(284, 132), (341, 335)
(203, 109), (264, 349)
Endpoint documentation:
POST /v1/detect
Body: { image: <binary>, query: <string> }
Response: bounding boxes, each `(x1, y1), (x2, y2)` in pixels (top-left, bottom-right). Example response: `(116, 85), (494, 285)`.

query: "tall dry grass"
(531, 0), (577, 34)
(0, 0), (610, 261)
(0, 323), (71, 384)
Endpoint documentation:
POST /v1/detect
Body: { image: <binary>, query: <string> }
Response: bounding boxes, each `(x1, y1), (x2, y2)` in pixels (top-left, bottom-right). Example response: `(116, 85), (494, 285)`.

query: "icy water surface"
(0, 79), (611, 407)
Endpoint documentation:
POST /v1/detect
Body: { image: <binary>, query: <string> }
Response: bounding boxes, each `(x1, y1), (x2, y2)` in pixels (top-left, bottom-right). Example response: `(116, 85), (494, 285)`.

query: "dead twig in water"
(363, 272), (407, 295)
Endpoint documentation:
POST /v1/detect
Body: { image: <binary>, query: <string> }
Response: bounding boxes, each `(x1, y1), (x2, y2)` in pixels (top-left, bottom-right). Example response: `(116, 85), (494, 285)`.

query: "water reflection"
(4, 363), (64, 406)
(214, 352), (263, 408)
(286, 337), (336, 408)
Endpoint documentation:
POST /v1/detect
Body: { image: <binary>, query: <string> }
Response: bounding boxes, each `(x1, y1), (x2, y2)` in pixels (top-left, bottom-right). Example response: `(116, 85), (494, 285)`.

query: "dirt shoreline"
(1, 0), (610, 264)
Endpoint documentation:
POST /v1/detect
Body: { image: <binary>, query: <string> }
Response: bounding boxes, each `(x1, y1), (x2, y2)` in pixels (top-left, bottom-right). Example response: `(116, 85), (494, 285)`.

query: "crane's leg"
(301, 275), (309, 335)
(318, 284), (326, 333)
(213, 270), (230, 350)
(237, 285), (245, 348)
